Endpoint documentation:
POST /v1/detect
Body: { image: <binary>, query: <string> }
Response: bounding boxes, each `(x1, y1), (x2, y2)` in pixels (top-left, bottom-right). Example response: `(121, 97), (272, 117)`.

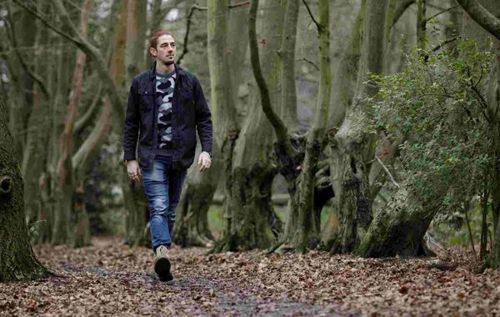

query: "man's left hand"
(198, 151), (211, 172)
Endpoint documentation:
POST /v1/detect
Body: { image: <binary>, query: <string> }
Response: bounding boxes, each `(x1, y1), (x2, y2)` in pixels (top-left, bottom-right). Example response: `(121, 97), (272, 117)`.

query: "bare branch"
(74, 84), (102, 134)
(431, 36), (459, 52)
(229, 1), (250, 9)
(176, 4), (206, 65)
(424, 4), (459, 23)
(13, 0), (125, 124)
(11, 0), (86, 51)
(175, 1), (250, 65)
(375, 155), (400, 188)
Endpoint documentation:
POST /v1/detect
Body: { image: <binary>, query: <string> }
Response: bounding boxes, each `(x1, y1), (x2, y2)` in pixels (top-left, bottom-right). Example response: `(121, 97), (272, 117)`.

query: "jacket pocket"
(138, 89), (154, 110)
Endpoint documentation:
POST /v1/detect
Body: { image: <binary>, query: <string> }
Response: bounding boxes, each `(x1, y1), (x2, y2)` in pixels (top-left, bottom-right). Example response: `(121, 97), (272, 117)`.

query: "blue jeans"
(142, 156), (187, 250)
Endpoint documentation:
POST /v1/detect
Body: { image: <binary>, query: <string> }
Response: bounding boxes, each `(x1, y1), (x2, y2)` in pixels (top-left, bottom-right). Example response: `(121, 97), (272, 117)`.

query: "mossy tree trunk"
(416, 0), (426, 49)
(330, 0), (388, 254)
(214, 0), (286, 252)
(280, 0), (332, 252)
(357, 184), (438, 257)
(0, 100), (47, 282)
(321, 0), (366, 248)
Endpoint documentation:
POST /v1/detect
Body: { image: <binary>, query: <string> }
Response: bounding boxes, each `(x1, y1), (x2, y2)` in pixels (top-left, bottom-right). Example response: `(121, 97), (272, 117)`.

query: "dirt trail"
(0, 237), (498, 316)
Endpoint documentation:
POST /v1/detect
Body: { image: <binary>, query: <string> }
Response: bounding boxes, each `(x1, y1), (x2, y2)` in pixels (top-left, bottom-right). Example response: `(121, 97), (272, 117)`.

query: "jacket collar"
(149, 62), (186, 80)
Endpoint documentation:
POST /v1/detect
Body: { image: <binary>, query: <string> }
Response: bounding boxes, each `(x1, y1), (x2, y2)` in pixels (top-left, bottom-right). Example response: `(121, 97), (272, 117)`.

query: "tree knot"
(0, 176), (12, 195)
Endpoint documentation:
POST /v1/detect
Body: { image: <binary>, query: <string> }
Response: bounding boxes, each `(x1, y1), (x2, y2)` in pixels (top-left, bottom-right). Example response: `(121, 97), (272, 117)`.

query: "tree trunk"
(214, 0), (285, 251)
(357, 184), (437, 257)
(170, 0), (248, 248)
(280, 0), (331, 252)
(123, 0), (150, 247)
(322, 0), (366, 248)
(331, 0), (388, 254)
(490, 22), (500, 269)
(0, 100), (47, 282)
(455, 0), (500, 39)
(20, 1), (52, 240)
(174, 158), (218, 247)
(50, 34), (75, 245)
(5, 3), (37, 162)
(52, 0), (92, 248)
(279, 0), (300, 133)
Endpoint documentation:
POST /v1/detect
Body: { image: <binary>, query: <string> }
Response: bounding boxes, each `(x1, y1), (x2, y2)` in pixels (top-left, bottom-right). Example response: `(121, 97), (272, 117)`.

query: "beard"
(162, 58), (175, 66)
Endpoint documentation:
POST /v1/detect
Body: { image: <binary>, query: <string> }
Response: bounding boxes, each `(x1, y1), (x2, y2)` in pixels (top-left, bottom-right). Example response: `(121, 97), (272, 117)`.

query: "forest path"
(1, 237), (499, 316)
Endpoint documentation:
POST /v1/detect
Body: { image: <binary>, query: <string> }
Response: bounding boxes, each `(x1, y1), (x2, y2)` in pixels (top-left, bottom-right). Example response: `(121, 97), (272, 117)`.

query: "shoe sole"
(155, 257), (173, 282)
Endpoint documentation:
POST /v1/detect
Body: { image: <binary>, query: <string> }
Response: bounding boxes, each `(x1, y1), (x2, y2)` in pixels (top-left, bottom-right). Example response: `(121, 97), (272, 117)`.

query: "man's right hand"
(126, 160), (142, 183)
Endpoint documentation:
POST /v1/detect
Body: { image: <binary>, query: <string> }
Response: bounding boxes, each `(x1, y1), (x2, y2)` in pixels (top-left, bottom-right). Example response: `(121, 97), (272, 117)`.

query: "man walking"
(123, 30), (212, 281)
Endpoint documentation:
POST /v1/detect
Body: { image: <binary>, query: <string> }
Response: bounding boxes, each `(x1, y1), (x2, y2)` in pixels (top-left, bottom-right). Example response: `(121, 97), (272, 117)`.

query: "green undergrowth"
(431, 200), (494, 248)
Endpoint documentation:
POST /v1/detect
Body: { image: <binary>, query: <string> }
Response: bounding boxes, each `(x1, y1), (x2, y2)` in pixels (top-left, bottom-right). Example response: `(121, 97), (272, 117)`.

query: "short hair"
(149, 30), (175, 50)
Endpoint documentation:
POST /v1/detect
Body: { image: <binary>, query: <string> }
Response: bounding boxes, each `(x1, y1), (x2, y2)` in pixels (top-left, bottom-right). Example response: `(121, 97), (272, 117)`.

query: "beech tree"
(174, 0), (246, 247)
(214, 0), (287, 251)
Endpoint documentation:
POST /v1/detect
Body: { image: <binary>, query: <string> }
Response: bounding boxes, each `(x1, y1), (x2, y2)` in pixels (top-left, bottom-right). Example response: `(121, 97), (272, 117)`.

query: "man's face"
(150, 34), (176, 66)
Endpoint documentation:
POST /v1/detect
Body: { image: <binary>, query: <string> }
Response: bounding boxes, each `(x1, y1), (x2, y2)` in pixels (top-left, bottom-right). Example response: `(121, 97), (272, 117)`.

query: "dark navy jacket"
(123, 65), (213, 170)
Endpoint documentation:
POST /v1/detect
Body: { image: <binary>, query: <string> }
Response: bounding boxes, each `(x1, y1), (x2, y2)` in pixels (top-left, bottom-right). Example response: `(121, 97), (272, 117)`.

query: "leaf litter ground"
(1, 237), (499, 316)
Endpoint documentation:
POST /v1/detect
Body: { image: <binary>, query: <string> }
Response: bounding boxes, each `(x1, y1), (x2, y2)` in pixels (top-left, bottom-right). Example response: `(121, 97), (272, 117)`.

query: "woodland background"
(0, 0), (500, 314)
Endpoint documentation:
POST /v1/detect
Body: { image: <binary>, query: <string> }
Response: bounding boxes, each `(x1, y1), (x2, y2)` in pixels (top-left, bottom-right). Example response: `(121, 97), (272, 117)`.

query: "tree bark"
(0, 99), (47, 282)
(280, 0), (300, 133)
(416, 0), (427, 49)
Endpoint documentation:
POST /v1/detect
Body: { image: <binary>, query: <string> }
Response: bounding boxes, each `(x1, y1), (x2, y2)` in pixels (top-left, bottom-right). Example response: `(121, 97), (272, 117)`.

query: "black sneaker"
(154, 245), (173, 282)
